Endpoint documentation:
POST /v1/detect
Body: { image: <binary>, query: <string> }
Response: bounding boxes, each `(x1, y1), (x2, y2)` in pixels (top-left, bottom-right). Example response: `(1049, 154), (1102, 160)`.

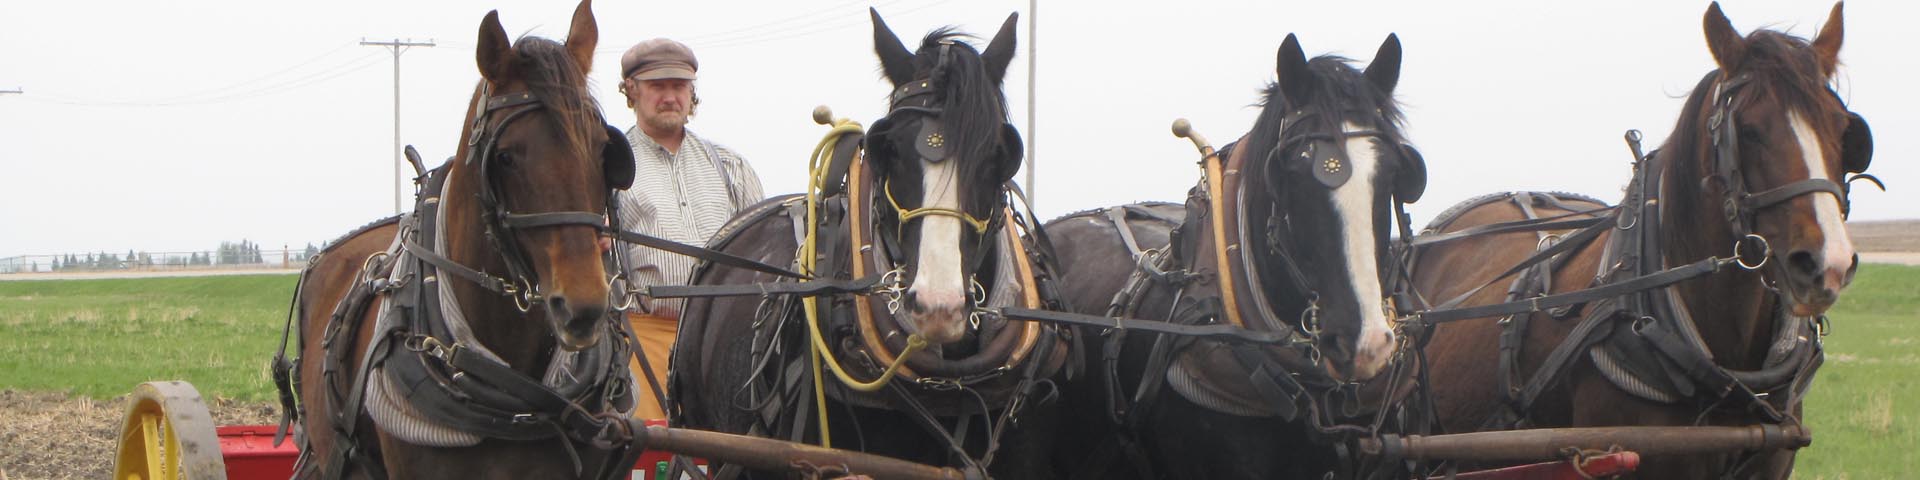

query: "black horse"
(1049, 34), (1428, 479)
(670, 9), (1070, 479)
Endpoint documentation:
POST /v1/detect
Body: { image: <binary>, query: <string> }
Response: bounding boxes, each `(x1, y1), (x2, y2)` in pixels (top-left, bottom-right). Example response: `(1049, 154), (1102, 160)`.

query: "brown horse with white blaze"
(285, 1), (642, 478)
(1411, 3), (1872, 478)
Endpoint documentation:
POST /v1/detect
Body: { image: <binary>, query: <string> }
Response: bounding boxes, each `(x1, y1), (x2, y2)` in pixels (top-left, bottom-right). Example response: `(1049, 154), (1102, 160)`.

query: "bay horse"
(1411, 3), (1872, 478)
(279, 1), (644, 478)
(670, 9), (1069, 479)
(1049, 34), (1429, 479)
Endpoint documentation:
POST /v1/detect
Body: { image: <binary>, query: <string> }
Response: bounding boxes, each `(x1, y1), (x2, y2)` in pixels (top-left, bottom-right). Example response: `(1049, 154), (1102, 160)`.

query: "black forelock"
(906, 27), (1011, 186)
(1242, 54), (1407, 181)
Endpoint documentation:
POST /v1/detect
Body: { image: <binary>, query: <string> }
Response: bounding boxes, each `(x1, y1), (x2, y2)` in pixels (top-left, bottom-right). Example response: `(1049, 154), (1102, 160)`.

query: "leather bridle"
(403, 86), (618, 311)
(1252, 109), (1424, 339)
(1705, 74), (1874, 270)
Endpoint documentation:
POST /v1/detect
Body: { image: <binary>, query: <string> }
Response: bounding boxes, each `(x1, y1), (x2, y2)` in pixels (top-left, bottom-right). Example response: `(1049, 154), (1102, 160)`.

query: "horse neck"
(1654, 123), (1777, 370)
(439, 94), (556, 375)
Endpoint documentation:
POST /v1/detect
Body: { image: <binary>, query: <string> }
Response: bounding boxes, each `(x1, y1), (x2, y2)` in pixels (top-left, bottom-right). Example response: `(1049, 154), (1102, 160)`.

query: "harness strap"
(1104, 207), (1148, 260)
(1426, 218), (1614, 315)
(501, 211), (606, 229)
(648, 276), (881, 299)
(324, 326), (401, 479)
(998, 307), (1290, 345)
(402, 238), (512, 295)
(604, 226), (809, 279)
(1741, 178), (1846, 211)
(1229, 344), (1307, 422)
(1480, 305), (1628, 430)
(1417, 255), (1731, 325)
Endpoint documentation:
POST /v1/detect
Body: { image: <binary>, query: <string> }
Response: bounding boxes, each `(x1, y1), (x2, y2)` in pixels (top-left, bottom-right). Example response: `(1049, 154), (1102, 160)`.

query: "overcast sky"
(1, 0), (1909, 258)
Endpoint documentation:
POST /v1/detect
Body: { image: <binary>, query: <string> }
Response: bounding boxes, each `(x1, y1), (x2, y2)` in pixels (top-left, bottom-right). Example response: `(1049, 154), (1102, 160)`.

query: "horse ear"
(1810, 2), (1844, 77)
(982, 12), (1020, 82)
(1275, 34), (1312, 105)
(871, 8), (916, 85)
(564, 0), (598, 75)
(1364, 34), (1402, 94)
(1703, 2), (1747, 73)
(476, 11), (514, 82)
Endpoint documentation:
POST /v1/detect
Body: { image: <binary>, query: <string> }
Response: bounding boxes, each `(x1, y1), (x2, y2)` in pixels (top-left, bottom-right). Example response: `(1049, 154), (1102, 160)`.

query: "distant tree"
(51, 257), (61, 271)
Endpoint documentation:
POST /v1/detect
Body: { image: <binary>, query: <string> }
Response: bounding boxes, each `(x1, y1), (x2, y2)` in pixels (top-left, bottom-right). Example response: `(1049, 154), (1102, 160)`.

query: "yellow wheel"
(113, 381), (226, 480)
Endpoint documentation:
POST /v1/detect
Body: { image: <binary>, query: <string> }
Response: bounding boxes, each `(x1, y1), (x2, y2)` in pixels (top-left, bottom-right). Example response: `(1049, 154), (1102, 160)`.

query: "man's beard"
(644, 110), (688, 133)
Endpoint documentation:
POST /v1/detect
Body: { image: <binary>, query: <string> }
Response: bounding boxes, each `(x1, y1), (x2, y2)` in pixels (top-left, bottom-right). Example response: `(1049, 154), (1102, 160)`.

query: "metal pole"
(361, 39), (435, 214)
(1024, 0), (1037, 211)
(391, 51), (401, 213)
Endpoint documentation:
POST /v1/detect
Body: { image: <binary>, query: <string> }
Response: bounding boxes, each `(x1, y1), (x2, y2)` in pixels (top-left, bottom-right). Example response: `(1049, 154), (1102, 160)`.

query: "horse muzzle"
(903, 289), (969, 345)
(543, 293), (607, 351)
(1782, 248), (1855, 317)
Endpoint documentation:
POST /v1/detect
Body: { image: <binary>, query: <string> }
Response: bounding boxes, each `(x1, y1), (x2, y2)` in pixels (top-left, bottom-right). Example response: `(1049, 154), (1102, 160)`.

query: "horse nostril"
(1786, 250), (1821, 282)
(547, 295), (569, 315)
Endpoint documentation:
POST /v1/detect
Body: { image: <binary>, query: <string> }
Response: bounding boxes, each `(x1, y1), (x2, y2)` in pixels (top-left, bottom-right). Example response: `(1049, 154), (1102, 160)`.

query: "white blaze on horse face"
(1333, 122), (1396, 381)
(908, 159), (969, 344)
(1788, 110), (1856, 293)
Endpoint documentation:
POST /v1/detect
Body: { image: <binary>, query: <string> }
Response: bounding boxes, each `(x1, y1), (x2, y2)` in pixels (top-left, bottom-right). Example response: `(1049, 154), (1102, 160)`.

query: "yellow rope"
(800, 117), (927, 447)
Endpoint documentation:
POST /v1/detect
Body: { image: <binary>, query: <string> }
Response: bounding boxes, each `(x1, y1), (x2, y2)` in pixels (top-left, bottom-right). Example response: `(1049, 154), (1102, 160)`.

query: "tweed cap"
(620, 38), (698, 81)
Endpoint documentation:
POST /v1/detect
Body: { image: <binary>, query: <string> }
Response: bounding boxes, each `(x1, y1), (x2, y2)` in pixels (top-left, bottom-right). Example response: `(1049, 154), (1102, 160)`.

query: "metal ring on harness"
(1734, 234), (1771, 270)
(607, 272), (640, 312)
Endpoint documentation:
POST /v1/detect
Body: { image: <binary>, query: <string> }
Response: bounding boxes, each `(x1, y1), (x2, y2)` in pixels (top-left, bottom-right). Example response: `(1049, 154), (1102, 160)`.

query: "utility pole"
(362, 38), (435, 214)
(1024, 0), (1038, 211)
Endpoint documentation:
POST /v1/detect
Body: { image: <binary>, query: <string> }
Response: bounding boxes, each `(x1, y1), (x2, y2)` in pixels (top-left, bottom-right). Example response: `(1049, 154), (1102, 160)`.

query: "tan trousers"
(627, 312), (678, 421)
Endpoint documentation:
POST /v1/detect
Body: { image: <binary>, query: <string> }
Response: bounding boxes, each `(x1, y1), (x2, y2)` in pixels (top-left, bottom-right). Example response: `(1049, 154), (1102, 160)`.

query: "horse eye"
(495, 151), (517, 168)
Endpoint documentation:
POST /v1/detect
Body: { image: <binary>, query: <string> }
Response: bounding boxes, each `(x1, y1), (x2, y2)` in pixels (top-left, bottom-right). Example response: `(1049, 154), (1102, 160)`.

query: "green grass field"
(0, 274), (297, 403)
(1794, 264), (1920, 478)
(0, 267), (1913, 475)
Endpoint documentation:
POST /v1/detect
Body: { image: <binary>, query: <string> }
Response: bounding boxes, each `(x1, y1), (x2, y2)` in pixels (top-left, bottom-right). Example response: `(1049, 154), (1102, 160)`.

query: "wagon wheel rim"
(113, 381), (227, 480)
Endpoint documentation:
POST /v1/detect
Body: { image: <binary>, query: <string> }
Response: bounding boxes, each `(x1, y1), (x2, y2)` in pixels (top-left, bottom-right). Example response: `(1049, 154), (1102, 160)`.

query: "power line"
(139, 42), (359, 104)
(21, 51), (387, 107)
(362, 38), (436, 215)
(699, 0), (950, 50)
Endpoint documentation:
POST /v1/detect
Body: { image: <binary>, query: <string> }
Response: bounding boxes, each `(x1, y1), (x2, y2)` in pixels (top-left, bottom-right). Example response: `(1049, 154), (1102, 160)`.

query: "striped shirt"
(617, 127), (764, 317)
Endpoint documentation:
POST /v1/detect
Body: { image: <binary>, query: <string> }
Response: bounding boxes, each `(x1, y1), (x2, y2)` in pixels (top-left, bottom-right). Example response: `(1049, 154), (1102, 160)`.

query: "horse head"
(1240, 34), (1423, 382)
(864, 9), (1025, 346)
(1682, 2), (1866, 316)
(452, 0), (630, 352)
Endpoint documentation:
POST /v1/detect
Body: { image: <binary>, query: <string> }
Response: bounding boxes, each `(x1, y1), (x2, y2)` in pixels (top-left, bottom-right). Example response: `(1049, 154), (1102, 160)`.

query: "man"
(614, 38), (763, 420)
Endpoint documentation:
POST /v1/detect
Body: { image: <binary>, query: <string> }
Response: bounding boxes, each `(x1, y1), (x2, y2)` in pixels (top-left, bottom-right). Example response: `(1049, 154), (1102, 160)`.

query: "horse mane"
(506, 36), (605, 162)
(319, 215), (403, 254)
(915, 27), (1012, 182)
(1241, 55), (1407, 171)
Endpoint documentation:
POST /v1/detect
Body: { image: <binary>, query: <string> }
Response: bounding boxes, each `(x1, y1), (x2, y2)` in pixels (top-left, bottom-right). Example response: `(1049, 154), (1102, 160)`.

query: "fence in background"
(0, 249), (313, 274)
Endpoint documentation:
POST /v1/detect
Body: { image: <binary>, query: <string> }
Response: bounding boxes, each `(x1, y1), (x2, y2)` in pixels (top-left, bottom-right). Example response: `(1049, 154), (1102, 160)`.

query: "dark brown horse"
(282, 1), (642, 478)
(1411, 3), (1870, 478)
(1049, 34), (1428, 479)
(670, 9), (1067, 479)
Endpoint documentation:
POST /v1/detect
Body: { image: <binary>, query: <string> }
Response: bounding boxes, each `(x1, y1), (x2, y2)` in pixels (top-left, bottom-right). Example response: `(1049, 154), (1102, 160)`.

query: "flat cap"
(621, 38), (698, 81)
